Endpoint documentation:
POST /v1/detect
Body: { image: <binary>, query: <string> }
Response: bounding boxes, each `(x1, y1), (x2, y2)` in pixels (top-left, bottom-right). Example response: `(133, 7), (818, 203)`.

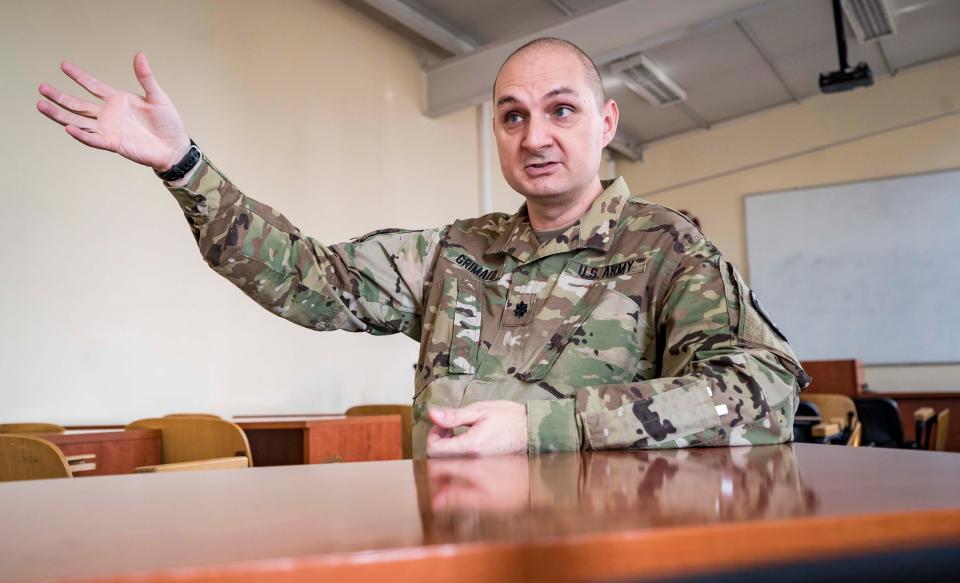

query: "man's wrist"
(157, 140), (192, 172)
(165, 158), (204, 188)
(155, 140), (201, 182)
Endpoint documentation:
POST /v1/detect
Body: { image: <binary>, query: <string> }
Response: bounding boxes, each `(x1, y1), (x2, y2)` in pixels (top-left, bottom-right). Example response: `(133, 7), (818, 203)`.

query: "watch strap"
(155, 140), (202, 182)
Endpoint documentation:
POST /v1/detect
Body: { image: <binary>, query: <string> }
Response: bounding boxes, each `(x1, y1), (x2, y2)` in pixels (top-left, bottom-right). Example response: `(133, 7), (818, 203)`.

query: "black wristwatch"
(155, 140), (202, 182)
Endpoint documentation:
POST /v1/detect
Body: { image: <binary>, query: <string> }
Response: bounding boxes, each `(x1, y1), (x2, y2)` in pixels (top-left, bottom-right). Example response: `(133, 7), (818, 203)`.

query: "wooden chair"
(0, 422), (65, 434)
(915, 408), (937, 450)
(803, 393), (860, 447)
(914, 407), (952, 452)
(125, 417), (252, 472)
(855, 396), (907, 448)
(935, 409), (950, 452)
(0, 423), (100, 471)
(163, 413), (223, 419)
(847, 420), (862, 447)
(346, 404), (412, 459)
(0, 434), (71, 481)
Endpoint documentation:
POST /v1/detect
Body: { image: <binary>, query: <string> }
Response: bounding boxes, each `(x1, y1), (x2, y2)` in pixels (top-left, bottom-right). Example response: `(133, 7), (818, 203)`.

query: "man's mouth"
(524, 161), (560, 177)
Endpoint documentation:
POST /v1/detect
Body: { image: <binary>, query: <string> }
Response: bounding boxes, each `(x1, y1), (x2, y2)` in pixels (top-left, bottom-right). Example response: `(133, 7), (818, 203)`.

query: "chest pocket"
(515, 282), (605, 382)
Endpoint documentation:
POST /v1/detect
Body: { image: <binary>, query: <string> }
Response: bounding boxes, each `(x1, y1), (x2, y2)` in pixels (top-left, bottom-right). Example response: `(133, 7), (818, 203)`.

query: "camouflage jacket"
(168, 157), (809, 457)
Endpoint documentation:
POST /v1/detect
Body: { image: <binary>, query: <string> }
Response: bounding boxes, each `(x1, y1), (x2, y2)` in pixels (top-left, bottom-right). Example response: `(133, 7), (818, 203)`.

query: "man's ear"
(601, 99), (620, 148)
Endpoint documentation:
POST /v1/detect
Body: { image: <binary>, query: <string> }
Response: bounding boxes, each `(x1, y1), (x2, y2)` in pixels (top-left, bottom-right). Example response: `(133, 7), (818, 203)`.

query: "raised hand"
(37, 52), (191, 172)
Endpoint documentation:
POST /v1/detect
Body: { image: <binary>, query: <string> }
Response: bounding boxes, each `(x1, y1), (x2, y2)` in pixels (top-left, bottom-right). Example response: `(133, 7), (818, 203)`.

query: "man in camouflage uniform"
(38, 39), (808, 458)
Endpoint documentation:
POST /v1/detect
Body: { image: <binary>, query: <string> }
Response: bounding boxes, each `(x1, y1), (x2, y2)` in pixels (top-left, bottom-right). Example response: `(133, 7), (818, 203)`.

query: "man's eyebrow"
(545, 87), (577, 99)
(496, 87), (578, 108)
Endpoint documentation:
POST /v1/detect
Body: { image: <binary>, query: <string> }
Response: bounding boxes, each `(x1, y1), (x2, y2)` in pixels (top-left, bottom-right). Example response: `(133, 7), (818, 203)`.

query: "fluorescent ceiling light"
(841, 0), (897, 43)
(609, 54), (687, 107)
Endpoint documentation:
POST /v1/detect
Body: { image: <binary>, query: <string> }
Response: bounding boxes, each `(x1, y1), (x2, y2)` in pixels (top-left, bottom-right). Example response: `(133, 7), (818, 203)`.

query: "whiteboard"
(744, 169), (960, 365)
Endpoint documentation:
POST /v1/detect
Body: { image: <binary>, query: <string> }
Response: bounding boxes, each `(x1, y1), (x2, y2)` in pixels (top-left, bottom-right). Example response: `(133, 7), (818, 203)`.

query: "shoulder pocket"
(429, 277), (482, 377)
(720, 260), (806, 384)
(449, 277), (481, 374)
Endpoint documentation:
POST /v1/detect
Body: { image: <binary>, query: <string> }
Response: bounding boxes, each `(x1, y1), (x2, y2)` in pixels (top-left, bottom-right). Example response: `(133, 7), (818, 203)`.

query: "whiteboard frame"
(742, 166), (960, 367)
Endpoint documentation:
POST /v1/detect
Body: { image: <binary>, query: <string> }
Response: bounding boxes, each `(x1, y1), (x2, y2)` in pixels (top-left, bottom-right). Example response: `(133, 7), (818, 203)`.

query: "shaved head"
(494, 37), (605, 110)
(491, 35), (619, 208)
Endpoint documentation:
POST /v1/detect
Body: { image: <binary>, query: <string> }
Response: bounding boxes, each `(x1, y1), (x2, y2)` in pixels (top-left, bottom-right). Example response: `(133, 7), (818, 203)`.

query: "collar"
(487, 176), (631, 264)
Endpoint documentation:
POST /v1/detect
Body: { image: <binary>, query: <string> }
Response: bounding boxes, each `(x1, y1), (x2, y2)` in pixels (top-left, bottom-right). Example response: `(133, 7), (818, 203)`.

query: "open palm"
(37, 52), (191, 172)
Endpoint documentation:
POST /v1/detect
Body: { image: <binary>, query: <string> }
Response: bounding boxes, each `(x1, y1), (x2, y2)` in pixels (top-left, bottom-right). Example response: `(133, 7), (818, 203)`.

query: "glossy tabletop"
(2, 444), (959, 583)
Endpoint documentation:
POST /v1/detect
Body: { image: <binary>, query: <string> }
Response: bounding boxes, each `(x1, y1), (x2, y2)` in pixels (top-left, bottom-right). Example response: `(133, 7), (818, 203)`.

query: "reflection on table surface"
(2, 444), (959, 583)
(419, 446), (817, 542)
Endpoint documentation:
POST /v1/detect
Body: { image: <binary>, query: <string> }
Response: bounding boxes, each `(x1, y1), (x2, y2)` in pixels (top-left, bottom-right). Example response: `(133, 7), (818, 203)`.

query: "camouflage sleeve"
(529, 237), (809, 452)
(166, 156), (442, 338)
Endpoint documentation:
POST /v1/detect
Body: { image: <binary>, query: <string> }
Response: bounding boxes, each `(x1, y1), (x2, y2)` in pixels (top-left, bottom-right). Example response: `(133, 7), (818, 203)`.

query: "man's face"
(493, 48), (618, 203)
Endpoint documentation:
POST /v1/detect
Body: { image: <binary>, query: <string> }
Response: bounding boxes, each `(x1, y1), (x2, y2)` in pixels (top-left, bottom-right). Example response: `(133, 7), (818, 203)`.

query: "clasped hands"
(426, 400), (528, 457)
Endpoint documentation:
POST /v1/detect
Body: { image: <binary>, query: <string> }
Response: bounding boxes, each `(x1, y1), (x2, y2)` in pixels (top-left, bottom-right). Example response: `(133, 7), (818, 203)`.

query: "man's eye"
(554, 106), (574, 118)
(505, 112), (523, 124)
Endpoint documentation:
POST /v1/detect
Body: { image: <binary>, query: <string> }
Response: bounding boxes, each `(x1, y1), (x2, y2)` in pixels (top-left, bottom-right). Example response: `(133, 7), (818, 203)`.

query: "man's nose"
(521, 114), (553, 152)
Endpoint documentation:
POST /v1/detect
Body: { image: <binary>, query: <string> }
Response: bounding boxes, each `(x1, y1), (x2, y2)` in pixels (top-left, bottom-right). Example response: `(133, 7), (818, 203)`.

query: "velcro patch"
(565, 258), (645, 281)
(750, 289), (788, 342)
(442, 248), (502, 282)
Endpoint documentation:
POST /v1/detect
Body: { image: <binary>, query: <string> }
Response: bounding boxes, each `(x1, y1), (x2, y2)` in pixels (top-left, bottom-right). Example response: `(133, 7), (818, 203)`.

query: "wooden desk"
(801, 359), (866, 397)
(37, 429), (161, 477)
(235, 416), (402, 465)
(1, 444), (958, 583)
(874, 391), (960, 452)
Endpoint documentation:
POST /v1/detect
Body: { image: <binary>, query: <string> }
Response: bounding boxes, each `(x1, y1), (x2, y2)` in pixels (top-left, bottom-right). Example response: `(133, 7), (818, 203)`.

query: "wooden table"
(235, 416), (402, 465)
(37, 429), (161, 477)
(2, 444), (959, 583)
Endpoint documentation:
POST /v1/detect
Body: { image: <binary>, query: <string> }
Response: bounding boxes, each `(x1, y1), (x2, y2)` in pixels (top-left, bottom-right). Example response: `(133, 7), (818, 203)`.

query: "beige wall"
(3, 0), (956, 424)
(618, 56), (960, 392)
(0, 0), (481, 423)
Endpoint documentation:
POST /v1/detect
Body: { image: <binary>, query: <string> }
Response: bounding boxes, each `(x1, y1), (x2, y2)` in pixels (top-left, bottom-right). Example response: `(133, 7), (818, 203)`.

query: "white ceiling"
(343, 0), (960, 155)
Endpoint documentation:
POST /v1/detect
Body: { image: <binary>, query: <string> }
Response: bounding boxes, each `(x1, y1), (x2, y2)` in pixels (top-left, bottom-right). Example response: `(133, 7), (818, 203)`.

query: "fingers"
(38, 83), (100, 118)
(36, 99), (96, 130)
(426, 425), (453, 450)
(64, 125), (110, 151)
(133, 52), (163, 99)
(60, 61), (115, 100)
(428, 405), (485, 430)
(427, 430), (479, 458)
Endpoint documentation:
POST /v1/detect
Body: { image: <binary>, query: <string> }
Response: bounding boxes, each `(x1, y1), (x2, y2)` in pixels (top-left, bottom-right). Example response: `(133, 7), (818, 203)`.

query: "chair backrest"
(163, 413), (223, 419)
(345, 404), (412, 459)
(854, 397), (905, 448)
(914, 407), (937, 450)
(935, 409), (951, 452)
(126, 417), (252, 466)
(803, 394), (858, 430)
(796, 400), (821, 418)
(0, 423), (65, 435)
(0, 434), (71, 481)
